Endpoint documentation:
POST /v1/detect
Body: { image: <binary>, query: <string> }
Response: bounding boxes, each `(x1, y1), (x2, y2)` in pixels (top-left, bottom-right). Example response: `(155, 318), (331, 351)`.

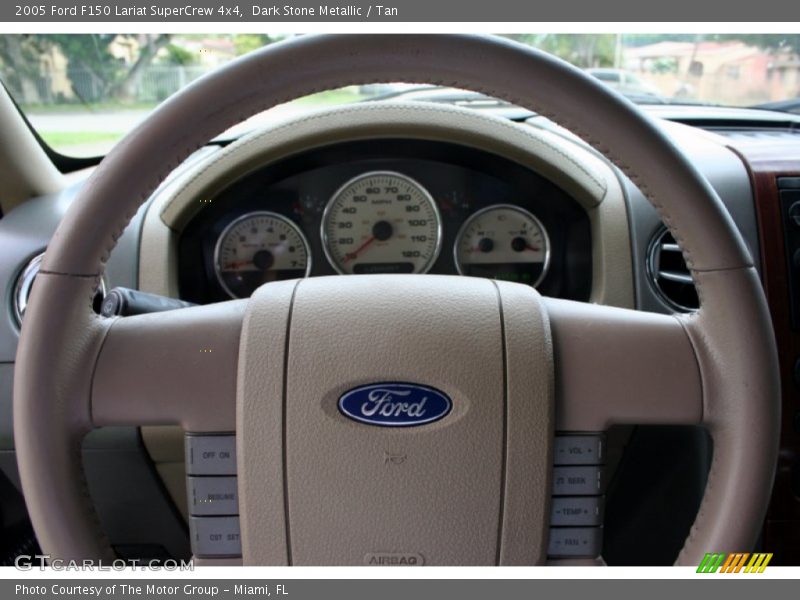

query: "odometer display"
(321, 171), (442, 275)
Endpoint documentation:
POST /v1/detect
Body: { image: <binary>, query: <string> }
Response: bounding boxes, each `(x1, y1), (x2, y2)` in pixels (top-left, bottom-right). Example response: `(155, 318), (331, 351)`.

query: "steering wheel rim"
(14, 34), (779, 565)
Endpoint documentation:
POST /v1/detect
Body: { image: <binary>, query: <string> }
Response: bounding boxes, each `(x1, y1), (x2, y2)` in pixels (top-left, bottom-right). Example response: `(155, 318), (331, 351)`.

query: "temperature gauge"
(454, 204), (550, 287)
(214, 211), (310, 298)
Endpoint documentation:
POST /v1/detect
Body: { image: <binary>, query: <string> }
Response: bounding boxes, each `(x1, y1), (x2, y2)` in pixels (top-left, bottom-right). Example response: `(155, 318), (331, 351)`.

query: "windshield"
(1, 33), (799, 157)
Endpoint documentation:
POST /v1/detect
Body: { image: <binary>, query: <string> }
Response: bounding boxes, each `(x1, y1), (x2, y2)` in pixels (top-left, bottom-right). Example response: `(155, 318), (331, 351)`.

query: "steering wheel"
(14, 34), (779, 565)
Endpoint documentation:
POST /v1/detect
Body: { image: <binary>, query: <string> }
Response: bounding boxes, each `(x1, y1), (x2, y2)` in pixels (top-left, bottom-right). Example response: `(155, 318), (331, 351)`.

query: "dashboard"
(1, 100), (786, 566)
(177, 139), (593, 304)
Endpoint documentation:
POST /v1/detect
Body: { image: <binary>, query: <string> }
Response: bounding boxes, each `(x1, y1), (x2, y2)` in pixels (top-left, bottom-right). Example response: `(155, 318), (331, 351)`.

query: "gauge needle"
(223, 259), (252, 270)
(526, 245), (541, 252)
(343, 235), (376, 263)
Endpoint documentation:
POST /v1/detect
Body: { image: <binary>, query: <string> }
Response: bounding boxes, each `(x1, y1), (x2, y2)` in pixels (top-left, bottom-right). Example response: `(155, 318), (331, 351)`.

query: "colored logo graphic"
(338, 382), (452, 427)
(696, 552), (773, 573)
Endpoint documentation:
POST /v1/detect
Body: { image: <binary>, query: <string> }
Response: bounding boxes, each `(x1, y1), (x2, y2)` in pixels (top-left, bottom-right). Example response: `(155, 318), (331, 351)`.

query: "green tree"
(505, 34), (617, 68)
(0, 35), (50, 103)
(41, 34), (171, 102)
(232, 34), (283, 56)
(161, 43), (197, 66)
(113, 34), (172, 101)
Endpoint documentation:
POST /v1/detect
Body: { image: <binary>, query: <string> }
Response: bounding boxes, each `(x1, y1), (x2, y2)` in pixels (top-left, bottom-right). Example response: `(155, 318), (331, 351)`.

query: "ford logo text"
(338, 383), (452, 427)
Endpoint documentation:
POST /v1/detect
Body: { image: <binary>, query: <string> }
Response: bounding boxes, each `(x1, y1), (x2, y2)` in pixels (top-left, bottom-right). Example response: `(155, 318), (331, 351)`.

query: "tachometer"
(321, 171), (442, 274)
(214, 211), (310, 298)
(454, 204), (550, 286)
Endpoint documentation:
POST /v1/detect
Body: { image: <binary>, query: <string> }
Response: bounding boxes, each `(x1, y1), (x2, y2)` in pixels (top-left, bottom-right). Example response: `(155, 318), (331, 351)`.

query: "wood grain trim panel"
(728, 139), (800, 565)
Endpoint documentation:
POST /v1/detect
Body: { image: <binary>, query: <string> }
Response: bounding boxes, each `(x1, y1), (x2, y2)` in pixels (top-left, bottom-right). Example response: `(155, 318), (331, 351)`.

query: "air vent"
(12, 252), (106, 327)
(13, 252), (45, 326)
(647, 229), (699, 312)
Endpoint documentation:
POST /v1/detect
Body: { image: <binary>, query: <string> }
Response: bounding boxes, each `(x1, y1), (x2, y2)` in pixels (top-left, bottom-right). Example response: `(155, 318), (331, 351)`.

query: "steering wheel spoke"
(545, 297), (703, 431)
(91, 300), (247, 432)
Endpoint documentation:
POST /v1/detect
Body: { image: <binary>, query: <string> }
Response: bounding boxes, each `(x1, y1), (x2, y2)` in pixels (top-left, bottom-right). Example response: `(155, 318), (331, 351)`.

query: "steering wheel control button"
(548, 434), (605, 558)
(547, 527), (602, 558)
(553, 435), (604, 465)
(552, 465), (605, 496)
(188, 476), (239, 516)
(189, 516), (241, 558)
(185, 435), (237, 476)
(550, 496), (604, 527)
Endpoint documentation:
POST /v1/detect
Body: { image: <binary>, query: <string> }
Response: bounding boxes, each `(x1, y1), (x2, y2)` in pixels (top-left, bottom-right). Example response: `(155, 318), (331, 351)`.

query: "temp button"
(550, 496), (603, 526)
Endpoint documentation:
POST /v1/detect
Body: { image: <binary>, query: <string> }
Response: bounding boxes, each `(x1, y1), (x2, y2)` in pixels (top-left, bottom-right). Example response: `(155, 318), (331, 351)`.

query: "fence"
(2, 64), (212, 106)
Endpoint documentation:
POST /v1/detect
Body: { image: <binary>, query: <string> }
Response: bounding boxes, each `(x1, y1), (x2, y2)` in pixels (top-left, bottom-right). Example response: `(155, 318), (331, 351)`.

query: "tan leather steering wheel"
(14, 34), (779, 565)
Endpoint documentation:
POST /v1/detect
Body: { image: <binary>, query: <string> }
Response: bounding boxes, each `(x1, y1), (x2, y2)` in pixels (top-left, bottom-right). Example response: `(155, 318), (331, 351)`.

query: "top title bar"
(4, 0), (800, 22)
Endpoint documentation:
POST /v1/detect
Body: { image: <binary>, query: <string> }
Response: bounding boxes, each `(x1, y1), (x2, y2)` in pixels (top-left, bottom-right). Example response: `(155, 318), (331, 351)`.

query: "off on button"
(185, 434), (237, 475)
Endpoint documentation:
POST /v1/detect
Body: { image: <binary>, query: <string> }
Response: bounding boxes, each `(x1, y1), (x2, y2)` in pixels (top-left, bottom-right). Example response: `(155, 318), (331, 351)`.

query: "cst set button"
(190, 516), (242, 557)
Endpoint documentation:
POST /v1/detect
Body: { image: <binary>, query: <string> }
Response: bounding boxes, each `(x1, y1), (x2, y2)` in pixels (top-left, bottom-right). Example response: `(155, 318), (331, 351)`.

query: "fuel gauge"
(214, 211), (310, 298)
(454, 204), (550, 287)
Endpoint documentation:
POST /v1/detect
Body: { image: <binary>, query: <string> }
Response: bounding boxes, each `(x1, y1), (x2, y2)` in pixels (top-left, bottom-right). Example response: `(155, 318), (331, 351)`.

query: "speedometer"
(321, 171), (442, 275)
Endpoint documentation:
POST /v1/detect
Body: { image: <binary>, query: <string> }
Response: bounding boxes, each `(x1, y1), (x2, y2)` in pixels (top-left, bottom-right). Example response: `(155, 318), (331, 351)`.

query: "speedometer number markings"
(322, 172), (442, 275)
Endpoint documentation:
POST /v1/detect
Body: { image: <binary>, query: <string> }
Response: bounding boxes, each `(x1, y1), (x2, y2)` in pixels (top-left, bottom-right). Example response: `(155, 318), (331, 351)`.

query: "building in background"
(623, 40), (800, 105)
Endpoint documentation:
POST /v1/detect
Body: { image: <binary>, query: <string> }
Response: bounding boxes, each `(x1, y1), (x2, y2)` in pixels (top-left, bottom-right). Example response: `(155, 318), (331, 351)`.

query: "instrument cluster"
(178, 139), (592, 304)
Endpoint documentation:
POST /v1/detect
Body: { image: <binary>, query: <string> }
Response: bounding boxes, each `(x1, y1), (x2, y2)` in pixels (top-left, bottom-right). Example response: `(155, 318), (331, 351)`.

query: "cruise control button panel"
(185, 434), (241, 558)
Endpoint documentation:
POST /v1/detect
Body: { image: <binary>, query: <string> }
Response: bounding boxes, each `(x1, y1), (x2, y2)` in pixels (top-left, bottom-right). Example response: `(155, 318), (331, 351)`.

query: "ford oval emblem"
(338, 382), (452, 427)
